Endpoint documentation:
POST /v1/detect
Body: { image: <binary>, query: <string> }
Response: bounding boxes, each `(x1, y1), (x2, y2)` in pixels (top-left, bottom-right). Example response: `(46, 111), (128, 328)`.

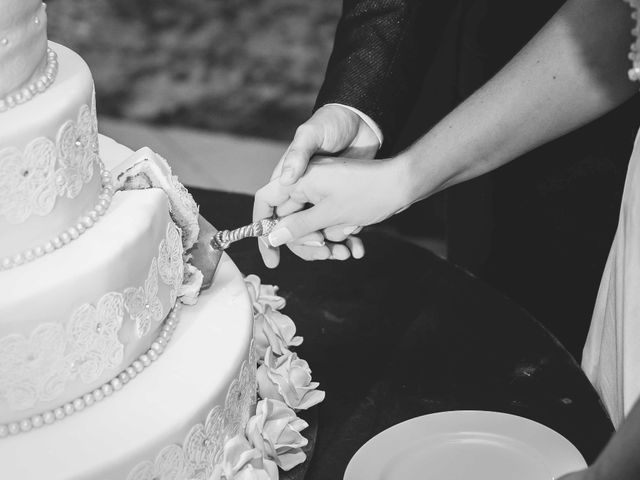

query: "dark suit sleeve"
(314, 0), (458, 149)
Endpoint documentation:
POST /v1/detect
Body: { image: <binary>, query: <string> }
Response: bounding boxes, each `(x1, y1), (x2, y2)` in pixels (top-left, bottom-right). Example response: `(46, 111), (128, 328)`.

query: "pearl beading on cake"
(0, 302), (183, 438)
(0, 48), (58, 112)
(0, 163), (114, 271)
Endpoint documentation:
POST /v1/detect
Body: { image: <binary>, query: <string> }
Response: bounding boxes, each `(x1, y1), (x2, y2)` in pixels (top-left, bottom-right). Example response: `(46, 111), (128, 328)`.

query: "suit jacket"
(315, 0), (563, 151)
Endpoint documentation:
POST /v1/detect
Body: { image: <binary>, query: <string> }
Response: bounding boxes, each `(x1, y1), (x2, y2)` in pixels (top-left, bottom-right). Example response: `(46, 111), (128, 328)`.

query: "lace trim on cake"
(0, 48), (58, 113)
(0, 96), (99, 224)
(126, 341), (258, 480)
(158, 223), (185, 307)
(624, 0), (640, 80)
(0, 303), (183, 438)
(0, 163), (114, 271)
(0, 223), (183, 412)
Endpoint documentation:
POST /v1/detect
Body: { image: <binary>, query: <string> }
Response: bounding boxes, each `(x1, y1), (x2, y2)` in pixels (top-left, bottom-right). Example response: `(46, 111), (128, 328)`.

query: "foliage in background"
(47, 0), (340, 140)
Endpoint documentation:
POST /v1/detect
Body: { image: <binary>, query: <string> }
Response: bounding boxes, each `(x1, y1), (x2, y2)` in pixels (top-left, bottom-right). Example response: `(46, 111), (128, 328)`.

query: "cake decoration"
(0, 303), (183, 438)
(0, 48), (58, 112)
(0, 1), (323, 476)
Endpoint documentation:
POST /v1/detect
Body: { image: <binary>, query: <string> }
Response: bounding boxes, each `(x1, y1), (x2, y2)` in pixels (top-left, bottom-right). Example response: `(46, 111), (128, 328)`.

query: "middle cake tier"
(0, 184), (183, 424)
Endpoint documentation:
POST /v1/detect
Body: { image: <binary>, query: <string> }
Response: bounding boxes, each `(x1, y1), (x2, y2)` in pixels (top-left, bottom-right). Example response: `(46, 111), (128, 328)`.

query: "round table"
(194, 188), (614, 479)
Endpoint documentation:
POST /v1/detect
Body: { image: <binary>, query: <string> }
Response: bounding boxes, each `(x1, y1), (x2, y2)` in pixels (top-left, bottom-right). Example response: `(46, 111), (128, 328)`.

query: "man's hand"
(276, 104), (380, 185)
(257, 104), (381, 267)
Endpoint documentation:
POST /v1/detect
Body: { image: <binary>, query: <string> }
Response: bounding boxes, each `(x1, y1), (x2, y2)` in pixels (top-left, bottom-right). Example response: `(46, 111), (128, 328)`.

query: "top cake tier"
(0, 0), (49, 100)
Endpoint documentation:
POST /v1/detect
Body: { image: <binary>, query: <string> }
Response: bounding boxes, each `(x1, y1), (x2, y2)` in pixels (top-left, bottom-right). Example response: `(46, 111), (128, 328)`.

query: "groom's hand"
(275, 104), (380, 185)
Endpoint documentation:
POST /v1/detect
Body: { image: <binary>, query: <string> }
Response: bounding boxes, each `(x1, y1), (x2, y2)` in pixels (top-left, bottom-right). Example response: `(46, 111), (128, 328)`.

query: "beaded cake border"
(0, 47), (58, 113)
(0, 160), (114, 271)
(0, 302), (183, 437)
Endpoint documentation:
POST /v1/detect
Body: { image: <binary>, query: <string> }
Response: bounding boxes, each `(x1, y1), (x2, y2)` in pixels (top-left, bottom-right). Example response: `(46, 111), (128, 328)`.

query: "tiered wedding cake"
(0, 2), (323, 479)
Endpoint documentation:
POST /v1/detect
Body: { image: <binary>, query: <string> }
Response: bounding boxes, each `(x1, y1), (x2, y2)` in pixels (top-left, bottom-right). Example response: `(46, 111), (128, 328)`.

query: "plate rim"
(343, 409), (587, 480)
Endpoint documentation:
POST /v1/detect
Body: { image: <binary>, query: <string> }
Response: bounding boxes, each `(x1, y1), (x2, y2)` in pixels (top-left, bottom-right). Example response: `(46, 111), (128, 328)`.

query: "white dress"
(583, 128), (640, 428)
(582, 0), (640, 428)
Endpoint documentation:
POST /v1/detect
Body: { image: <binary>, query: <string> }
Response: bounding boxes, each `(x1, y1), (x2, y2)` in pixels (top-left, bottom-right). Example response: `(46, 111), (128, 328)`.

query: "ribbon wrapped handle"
(211, 217), (280, 250)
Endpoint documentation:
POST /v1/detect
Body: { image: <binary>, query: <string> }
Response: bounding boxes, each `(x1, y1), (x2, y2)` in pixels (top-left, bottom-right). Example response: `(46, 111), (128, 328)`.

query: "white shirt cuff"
(325, 103), (384, 148)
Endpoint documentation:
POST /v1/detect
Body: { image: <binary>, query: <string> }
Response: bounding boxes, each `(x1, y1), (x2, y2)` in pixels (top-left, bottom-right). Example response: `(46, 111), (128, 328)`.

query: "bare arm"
(398, 0), (637, 206)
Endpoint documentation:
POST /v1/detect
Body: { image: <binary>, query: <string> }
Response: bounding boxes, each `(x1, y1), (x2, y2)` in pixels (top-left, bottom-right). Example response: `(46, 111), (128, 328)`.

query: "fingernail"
(343, 226), (358, 236)
(268, 228), (293, 247)
(281, 168), (295, 183)
(259, 237), (271, 248)
(303, 240), (325, 247)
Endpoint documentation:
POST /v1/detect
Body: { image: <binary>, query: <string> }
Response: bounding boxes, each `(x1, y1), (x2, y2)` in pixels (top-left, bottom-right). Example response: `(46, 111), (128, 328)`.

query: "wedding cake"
(0, 2), (323, 479)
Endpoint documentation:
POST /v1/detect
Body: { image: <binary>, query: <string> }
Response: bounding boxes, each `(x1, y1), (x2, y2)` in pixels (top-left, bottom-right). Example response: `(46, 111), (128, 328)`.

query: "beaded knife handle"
(211, 218), (280, 250)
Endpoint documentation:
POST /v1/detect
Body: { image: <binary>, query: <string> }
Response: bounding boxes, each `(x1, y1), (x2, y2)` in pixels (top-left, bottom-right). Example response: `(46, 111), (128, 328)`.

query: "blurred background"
(48, 0), (340, 140)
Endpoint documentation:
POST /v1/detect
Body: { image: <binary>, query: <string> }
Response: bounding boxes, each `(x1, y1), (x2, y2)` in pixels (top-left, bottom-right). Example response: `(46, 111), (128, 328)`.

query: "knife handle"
(211, 217), (280, 250)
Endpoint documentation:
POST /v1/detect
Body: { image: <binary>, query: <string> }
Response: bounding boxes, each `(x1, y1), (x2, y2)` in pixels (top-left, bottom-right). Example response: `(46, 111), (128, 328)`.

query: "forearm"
(398, 0), (636, 206)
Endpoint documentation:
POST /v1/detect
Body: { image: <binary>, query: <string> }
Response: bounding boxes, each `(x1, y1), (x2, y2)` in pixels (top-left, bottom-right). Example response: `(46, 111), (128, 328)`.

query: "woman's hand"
(253, 155), (409, 267)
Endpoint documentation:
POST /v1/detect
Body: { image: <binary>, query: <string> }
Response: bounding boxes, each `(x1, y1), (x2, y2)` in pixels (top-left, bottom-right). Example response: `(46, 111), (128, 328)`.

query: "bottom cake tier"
(0, 253), (256, 480)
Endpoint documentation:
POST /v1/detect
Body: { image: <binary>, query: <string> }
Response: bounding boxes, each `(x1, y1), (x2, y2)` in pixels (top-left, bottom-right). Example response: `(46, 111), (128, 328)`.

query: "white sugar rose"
(244, 275), (286, 314)
(246, 398), (309, 471)
(254, 306), (303, 359)
(210, 435), (278, 480)
(179, 263), (203, 305)
(257, 348), (325, 411)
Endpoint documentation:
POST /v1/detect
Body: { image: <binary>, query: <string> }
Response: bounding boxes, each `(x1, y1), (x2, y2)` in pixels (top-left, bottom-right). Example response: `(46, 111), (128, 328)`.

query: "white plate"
(344, 410), (587, 480)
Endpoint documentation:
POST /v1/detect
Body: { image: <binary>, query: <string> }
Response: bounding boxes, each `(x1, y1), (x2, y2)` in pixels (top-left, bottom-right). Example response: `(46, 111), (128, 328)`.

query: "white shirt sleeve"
(325, 103), (384, 148)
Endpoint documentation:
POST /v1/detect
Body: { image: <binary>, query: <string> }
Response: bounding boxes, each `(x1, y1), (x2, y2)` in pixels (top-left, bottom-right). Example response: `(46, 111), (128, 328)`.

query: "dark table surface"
(193, 188), (614, 479)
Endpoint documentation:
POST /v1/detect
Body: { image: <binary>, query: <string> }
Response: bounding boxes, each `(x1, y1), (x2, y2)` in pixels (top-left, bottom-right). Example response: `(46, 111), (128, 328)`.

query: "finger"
(258, 237), (280, 269)
(252, 180), (295, 223)
(254, 181), (295, 268)
(328, 242), (351, 261)
(323, 224), (360, 242)
(269, 154), (286, 182)
(279, 124), (323, 185)
(288, 243), (332, 261)
(275, 198), (306, 218)
(268, 205), (332, 247)
(290, 231), (326, 247)
(345, 236), (365, 259)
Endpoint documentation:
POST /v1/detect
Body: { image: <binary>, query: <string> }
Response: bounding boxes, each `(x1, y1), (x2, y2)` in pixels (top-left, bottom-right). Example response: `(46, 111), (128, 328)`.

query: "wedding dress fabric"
(582, 127), (640, 427)
(582, 1), (640, 426)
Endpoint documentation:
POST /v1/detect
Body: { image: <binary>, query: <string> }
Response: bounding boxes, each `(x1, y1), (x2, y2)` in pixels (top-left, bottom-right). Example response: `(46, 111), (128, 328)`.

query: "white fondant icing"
(0, 188), (177, 423)
(0, 254), (255, 480)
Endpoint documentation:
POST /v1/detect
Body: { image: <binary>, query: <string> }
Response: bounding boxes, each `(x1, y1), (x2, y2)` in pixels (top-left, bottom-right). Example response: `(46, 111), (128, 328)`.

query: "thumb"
(280, 124), (322, 185)
(268, 205), (330, 247)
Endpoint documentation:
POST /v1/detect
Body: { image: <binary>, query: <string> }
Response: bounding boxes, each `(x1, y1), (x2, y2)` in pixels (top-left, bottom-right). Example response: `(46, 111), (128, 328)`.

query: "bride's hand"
(253, 155), (409, 268)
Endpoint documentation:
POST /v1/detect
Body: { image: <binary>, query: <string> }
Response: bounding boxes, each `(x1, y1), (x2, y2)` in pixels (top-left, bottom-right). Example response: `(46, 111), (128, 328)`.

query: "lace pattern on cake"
(0, 224), (181, 411)
(126, 342), (257, 480)
(158, 223), (184, 306)
(124, 258), (164, 339)
(0, 98), (98, 224)
(0, 292), (124, 411)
